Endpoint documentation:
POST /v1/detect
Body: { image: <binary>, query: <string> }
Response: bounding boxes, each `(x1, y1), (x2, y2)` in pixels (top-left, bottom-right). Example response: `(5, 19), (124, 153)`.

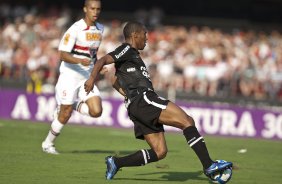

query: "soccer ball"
(210, 167), (232, 184)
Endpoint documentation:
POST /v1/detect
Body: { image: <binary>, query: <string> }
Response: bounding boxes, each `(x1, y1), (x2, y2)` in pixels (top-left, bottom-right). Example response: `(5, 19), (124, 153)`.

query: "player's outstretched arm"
(84, 54), (114, 94)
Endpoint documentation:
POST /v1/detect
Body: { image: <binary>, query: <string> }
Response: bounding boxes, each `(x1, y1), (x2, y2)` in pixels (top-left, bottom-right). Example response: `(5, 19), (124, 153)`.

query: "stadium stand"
(1, 2), (282, 106)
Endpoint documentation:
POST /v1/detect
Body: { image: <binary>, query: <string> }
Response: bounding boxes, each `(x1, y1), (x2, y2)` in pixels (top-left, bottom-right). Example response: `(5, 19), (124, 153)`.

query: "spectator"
(1, 3), (282, 104)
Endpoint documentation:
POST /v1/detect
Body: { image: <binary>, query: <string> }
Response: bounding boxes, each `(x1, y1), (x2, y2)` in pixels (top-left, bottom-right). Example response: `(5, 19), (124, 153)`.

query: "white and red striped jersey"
(58, 19), (104, 78)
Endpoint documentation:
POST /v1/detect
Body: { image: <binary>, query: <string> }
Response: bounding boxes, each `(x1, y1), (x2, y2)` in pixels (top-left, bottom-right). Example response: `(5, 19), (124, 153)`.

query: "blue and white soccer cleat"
(105, 156), (118, 180)
(204, 160), (233, 177)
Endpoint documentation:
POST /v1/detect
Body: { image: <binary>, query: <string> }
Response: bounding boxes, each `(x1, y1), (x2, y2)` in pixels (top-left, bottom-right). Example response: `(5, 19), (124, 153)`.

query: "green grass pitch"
(0, 119), (281, 184)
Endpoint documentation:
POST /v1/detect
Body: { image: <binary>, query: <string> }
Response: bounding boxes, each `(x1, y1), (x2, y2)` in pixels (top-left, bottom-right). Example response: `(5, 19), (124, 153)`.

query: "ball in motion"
(210, 161), (232, 184)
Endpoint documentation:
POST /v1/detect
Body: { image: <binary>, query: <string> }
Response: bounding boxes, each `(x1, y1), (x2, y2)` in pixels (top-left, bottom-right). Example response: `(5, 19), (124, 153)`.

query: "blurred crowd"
(1, 3), (282, 102)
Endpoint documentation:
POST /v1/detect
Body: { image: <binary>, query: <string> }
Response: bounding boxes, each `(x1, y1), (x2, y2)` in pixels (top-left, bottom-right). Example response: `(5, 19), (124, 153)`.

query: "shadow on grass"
(115, 171), (206, 182)
(68, 150), (134, 155)
(68, 149), (177, 155)
(65, 150), (210, 182)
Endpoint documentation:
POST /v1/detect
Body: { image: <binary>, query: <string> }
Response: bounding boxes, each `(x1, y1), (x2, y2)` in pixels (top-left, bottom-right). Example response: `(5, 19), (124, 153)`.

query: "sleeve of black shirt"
(108, 43), (132, 63)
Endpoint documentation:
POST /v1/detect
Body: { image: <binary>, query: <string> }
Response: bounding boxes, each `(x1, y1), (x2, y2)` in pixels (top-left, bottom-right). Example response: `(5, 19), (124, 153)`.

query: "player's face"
(136, 28), (147, 50)
(84, 0), (101, 24)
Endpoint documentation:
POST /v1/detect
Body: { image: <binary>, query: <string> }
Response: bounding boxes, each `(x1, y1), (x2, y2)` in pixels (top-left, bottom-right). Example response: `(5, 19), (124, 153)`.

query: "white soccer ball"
(211, 167), (232, 184)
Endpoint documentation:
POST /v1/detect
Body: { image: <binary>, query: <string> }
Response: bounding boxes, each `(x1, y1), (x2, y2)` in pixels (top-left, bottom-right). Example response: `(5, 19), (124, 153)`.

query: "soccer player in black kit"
(84, 21), (233, 181)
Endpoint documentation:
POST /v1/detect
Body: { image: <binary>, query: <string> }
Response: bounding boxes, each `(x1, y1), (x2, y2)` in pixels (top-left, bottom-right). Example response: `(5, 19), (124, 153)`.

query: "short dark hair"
(123, 21), (144, 39)
(84, 0), (100, 7)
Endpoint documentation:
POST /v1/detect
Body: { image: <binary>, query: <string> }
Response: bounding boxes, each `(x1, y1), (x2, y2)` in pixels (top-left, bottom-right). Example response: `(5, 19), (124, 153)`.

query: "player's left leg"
(73, 84), (102, 117)
(105, 132), (166, 180)
(85, 96), (102, 117)
(159, 102), (232, 176)
(159, 102), (214, 169)
(73, 96), (102, 117)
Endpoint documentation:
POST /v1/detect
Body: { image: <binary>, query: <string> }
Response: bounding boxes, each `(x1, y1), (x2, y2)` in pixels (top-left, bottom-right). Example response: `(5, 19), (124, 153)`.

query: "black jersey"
(109, 43), (154, 99)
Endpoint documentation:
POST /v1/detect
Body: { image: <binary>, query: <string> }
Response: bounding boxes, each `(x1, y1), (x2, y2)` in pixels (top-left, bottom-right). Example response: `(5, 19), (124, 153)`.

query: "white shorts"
(55, 73), (100, 105)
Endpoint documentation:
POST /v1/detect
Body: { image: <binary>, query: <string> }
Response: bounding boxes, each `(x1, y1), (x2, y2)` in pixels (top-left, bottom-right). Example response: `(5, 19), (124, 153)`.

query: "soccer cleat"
(105, 156), (118, 180)
(204, 160), (233, 177)
(42, 141), (59, 155)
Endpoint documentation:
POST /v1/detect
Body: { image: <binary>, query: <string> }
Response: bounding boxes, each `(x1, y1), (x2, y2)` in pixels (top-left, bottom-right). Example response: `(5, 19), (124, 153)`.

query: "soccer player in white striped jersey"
(42, 0), (104, 154)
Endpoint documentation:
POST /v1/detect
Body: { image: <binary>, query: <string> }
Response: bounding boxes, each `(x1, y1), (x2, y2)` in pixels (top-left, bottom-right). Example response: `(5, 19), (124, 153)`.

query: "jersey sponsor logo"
(63, 33), (70, 45)
(126, 67), (136, 72)
(86, 33), (101, 41)
(115, 45), (130, 59)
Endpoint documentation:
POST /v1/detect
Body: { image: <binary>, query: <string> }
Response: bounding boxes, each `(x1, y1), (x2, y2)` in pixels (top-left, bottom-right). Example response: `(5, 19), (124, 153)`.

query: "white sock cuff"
(79, 102), (90, 116)
(73, 101), (81, 111)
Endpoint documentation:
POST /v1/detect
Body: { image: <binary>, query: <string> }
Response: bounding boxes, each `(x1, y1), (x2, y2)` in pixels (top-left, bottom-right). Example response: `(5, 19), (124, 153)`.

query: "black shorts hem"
(135, 129), (165, 140)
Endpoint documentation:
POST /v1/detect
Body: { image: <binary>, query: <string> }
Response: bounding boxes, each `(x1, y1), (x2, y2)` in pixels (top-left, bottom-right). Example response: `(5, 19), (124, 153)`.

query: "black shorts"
(128, 90), (170, 139)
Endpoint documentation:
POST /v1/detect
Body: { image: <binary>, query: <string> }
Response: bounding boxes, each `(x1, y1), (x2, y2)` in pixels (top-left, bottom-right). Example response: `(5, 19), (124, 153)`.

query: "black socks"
(183, 126), (213, 169)
(113, 126), (213, 170)
(114, 149), (158, 169)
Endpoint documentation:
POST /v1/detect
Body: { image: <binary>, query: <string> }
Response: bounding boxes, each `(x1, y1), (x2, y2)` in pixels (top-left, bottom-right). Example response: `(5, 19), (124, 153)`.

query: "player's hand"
(80, 58), (91, 66)
(99, 66), (108, 75)
(84, 78), (95, 94)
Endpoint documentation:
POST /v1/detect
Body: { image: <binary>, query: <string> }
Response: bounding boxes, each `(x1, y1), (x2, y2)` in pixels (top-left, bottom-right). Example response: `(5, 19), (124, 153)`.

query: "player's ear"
(83, 6), (87, 13)
(132, 32), (138, 38)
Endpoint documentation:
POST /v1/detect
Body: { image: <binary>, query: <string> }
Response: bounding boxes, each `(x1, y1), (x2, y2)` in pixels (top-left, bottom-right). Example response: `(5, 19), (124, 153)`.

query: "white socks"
(73, 101), (90, 116)
(44, 102), (91, 145)
(44, 118), (64, 144)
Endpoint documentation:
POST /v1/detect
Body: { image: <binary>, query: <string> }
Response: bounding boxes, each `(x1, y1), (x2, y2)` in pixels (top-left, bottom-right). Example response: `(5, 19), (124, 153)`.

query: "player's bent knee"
(89, 109), (102, 117)
(187, 115), (195, 126)
(156, 148), (168, 160)
(181, 115), (195, 129)
(58, 109), (72, 124)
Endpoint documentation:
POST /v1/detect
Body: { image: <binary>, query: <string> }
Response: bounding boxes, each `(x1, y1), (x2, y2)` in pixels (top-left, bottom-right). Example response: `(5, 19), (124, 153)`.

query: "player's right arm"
(58, 24), (90, 66)
(84, 54), (114, 94)
(111, 75), (126, 97)
(84, 43), (131, 93)
(59, 51), (90, 66)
